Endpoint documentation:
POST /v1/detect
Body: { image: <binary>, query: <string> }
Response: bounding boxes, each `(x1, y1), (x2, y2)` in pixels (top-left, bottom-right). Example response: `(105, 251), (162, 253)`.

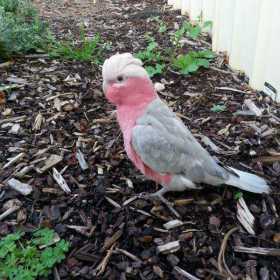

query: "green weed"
(151, 16), (167, 33)
(171, 20), (213, 49)
(135, 38), (165, 77)
(0, 228), (69, 280)
(172, 50), (215, 75)
(50, 30), (109, 64)
(0, 0), (52, 59)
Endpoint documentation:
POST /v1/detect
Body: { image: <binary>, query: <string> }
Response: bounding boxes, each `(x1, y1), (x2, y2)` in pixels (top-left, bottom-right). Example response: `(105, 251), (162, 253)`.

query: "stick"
(244, 99), (263, 116)
(95, 243), (115, 276)
(218, 227), (239, 279)
(174, 266), (201, 280)
(114, 248), (142, 262)
(234, 246), (280, 256)
(3, 153), (25, 169)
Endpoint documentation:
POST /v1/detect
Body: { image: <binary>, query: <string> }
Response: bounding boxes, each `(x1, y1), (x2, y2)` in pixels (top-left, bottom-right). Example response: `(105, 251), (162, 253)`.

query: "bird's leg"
(138, 187), (181, 218)
(150, 188), (181, 218)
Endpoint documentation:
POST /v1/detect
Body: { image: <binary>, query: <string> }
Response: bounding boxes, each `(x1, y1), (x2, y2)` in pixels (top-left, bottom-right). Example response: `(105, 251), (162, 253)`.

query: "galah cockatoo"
(102, 53), (270, 213)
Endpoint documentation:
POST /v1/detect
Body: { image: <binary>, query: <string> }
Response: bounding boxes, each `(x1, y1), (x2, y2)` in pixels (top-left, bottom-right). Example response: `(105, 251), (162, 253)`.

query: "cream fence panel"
(167, 0), (280, 102)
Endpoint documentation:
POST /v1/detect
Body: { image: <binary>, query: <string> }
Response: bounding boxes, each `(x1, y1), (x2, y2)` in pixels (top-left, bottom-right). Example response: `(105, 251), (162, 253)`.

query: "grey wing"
(132, 98), (229, 185)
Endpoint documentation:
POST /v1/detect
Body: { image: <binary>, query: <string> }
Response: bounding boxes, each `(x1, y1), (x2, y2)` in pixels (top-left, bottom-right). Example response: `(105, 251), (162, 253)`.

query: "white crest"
(102, 53), (149, 83)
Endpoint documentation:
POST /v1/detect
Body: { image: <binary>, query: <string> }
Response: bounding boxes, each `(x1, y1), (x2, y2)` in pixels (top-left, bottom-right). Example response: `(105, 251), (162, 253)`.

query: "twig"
(0, 84), (24, 91)
(210, 67), (232, 74)
(0, 199), (22, 221)
(129, 206), (153, 217)
(105, 196), (121, 208)
(114, 248), (142, 262)
(122, 196), (138, 206)
(215, 86), (247, 94)
(254, 155), (280, 163)
(234, 246), (280, 256)
(101, 229), (123, 252)
(95, 243), (116, 276)
(0, 115), (26, 125)
(14, 165), (34, 178)
(0, 205), (21, 221)
(244, 99), (263, 116)
(3, 152), (25, 169)
(174, 266), (201, 280)
(24, 53), (49, 58)
(218, 227), (239, 279)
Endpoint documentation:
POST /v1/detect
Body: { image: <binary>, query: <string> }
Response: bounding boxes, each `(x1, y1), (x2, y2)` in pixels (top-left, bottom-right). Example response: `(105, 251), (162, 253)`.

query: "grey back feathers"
(131, 98), (270, 193)
(132, 98), (229, 185)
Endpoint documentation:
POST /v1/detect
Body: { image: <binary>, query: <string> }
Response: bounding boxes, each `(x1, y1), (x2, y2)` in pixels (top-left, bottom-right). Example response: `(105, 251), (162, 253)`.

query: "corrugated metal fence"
(168, 0), (280, 102)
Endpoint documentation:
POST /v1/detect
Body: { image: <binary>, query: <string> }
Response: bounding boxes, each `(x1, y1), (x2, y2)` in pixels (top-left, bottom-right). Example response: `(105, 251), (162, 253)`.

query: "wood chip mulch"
(0, 0), (280, 279)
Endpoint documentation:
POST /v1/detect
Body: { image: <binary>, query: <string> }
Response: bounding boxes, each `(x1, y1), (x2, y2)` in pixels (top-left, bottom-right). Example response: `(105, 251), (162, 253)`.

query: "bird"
(102, 53), (270, 216)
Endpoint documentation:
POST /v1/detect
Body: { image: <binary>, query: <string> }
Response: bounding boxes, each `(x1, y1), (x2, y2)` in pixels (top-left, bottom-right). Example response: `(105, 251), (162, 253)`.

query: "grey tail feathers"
(226, 167), (270, 194)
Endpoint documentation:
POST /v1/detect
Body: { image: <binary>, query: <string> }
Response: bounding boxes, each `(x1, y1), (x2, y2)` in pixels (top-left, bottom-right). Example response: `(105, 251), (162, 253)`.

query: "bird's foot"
(137, 191), (181, 218)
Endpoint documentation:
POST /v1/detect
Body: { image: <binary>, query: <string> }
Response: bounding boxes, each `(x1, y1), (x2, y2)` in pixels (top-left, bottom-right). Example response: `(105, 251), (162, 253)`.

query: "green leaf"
(196, 58), (210, 68)
(198, 49), (215, 59)
(0, 231), (23, 258)
(187, 62), (199, 73)
(159, 24), (167, 33)
(172, 48), (214, 75)
(147, 41), (157, 52)
(203, 20), (213, 29)
(210, 104), (227, 113)
(0, 228), (69, 279)
(32, 228), (54, 246)
(234, 191), (243, 200)
(189, 25), (201, 39)
(145, 63), (165, 77)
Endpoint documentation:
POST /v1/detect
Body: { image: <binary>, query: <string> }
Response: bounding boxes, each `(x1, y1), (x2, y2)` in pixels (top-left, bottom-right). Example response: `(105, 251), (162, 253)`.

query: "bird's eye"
(117, 75), (124, 82)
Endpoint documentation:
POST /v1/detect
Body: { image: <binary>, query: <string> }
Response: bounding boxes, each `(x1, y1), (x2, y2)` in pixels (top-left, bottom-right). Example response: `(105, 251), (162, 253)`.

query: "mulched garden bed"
(0, 0), (280, 279)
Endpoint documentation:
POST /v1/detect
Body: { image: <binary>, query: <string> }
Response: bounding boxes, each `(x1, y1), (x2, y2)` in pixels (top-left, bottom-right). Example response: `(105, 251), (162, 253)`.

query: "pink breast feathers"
(117, 106), (172, 186)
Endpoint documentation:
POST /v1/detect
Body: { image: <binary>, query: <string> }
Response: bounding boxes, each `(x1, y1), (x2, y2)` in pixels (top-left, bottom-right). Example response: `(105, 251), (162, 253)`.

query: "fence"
(167, 0), (280, 102)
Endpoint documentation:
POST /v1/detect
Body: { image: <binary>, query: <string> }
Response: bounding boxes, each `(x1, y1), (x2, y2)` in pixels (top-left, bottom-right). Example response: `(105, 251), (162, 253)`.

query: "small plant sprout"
(170, 19), (213, 49)
(210, 104), (227, 113)
(234, 191), (243, 200)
